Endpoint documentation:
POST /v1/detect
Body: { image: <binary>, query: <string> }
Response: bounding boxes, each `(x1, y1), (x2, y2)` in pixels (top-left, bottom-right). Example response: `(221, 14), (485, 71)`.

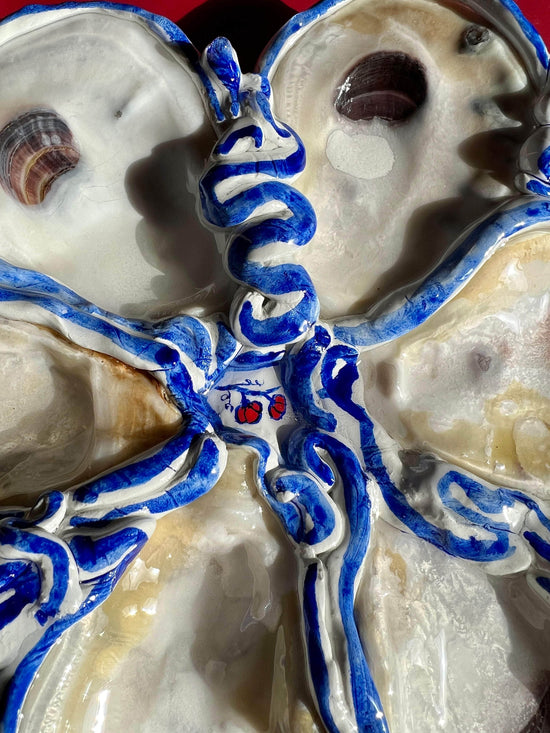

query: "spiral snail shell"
(0, 108), (79, 206)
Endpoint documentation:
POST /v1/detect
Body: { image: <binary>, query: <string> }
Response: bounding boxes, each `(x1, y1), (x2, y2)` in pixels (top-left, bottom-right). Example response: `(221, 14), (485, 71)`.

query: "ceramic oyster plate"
(1, 1), (550, 731)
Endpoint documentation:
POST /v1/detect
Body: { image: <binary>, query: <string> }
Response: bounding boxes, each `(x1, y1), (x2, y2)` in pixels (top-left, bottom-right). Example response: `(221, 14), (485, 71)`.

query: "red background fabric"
(1, 1), (548, 51)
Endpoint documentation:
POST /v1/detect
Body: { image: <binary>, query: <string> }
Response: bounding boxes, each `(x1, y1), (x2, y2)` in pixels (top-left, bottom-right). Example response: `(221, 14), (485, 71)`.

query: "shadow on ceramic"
(0, 5), (229, 321)
(262, 0), (545, 320)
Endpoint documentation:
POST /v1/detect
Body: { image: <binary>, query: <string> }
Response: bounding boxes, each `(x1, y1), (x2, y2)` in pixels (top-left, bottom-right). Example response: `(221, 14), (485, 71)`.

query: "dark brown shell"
(335, 52), (428, 124)
(0, 109), (80, 205)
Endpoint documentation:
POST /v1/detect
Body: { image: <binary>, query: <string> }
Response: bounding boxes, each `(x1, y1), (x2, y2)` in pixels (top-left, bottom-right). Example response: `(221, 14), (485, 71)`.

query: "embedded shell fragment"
(2, 1), (550, 733)
(0, 108), (80, 206)
(266, 0), (537, 318)
(0, 6), (231, 320)
(334, 51), (428, 123)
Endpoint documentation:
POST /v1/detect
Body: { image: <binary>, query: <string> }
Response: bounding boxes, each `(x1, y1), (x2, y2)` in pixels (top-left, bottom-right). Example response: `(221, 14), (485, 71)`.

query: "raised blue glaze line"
(335, 199), (550, 347)
(526, 178), (550, 197)
(284, 430), (334, 488)
(272, 471), (337, 545)
(282, 327), (337, 432)
(537, 145), (550, 179)
(73, 423), (202, 504)
(302, 562), (340, 733)
(0, 280), (166, 369)
(1, 540), (145, 733)
(363, 421), (550, 568)
(200, 155), (308, 228)
(0, 564), (40, 631)
(361, 413), (550, 568)
(2, 2), (195, 51)
(198, 65), (319, 346)
(0, 561), (30, 593)
(509, 490), (550, 534)
(327, 437), (389, 732)
(69, 526), (148, 573)
(259, 0), (356, 77)
(0, 256), (208, 357)
(437, 472), (514, 533)
(524, 531), (550, 561)
(274, 427), (387, 730)
(496, 0), (549, 68)
(0, 256), (242, 381)
(218, 124), (264, 155)
(99, 435), (222, 520)
(231, 348), (285, 370)
(205, 37), (241, 118)
(363, 420), (515, 562)
(0, 257), (242, 405)
(259, 0), (549, 79)
(0, 526), (71, 627)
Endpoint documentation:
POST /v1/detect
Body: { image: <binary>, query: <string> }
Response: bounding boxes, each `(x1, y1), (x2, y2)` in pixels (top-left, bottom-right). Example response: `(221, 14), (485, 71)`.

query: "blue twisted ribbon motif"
(273, 320), (550, 731)
(0, 258), (241, 730)
(198, 43), (386, 725)
(199, 37), (320, 348)
(284, 322), (550, 575)
(0, 34), (323, 732)
(265, 430), (389, 733)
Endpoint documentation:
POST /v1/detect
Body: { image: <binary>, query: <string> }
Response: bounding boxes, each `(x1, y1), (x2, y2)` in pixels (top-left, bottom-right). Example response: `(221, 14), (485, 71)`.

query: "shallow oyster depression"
(2, 1), (550, 733)
(267, 0), (536, 318)
(0, 318), (181, 507)
(0, 7), (231, 319)
(20, 447), (319, 733)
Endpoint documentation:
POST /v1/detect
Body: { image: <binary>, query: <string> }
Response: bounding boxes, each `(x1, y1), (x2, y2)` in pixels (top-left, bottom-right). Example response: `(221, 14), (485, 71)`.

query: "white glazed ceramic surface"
(0, 6), (232, 321)
(2, 1), (550, 733)
(266, 0), (540, 319)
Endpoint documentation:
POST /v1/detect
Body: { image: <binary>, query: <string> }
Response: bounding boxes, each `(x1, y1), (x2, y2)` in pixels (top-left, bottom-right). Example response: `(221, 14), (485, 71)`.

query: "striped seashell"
(0, 108), (79, 205)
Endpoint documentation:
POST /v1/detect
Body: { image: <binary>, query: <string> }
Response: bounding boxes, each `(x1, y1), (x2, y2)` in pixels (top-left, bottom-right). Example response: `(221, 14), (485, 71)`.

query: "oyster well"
(0, 317), (181, 507)
(362, 225), (550, 497)
(266, 0), (536, 318)
(354, 221), (550, 730)
(19, 447), (320, 732)
(0, 6), (232, 319)
(0, 108), (79, 206)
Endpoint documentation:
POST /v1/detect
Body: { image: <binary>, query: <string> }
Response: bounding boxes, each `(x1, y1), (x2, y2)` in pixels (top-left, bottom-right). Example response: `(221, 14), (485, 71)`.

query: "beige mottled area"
(358, 519), (548, 732)
(363, 230), (550, 495)
(271, 0), (530, 317)
(22, 446), (320, 732)
(0, 319), (181, 505)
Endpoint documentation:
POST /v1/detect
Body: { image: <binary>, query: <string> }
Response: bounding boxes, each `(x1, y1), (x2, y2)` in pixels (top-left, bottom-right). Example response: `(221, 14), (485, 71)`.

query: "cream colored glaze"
(358, 518), (548, 732)
(0, 8), (232, 320)
(269, 0), (529, 317)
(362, 229), (550, 497)
(0, 318), (181, 505)
(21, 446), (320, 732)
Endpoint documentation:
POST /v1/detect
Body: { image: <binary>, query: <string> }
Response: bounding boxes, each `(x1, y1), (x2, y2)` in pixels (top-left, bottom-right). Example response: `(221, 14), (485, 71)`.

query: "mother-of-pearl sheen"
(21, 447), (321, 733)
(0, 318), (181, 505)
(269, 0), (530, 317)
(358, 519), (547, 732)
(19, 451), (548, 733)
(326, 131), (395, 180)
(0, 9), (231, 320)
(361, 229), (550, 498)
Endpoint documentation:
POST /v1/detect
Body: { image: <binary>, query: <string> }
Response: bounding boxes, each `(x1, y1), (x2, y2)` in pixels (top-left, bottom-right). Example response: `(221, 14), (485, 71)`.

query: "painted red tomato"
(268, 394), (286, 420)
(236, 400), (263, 424)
